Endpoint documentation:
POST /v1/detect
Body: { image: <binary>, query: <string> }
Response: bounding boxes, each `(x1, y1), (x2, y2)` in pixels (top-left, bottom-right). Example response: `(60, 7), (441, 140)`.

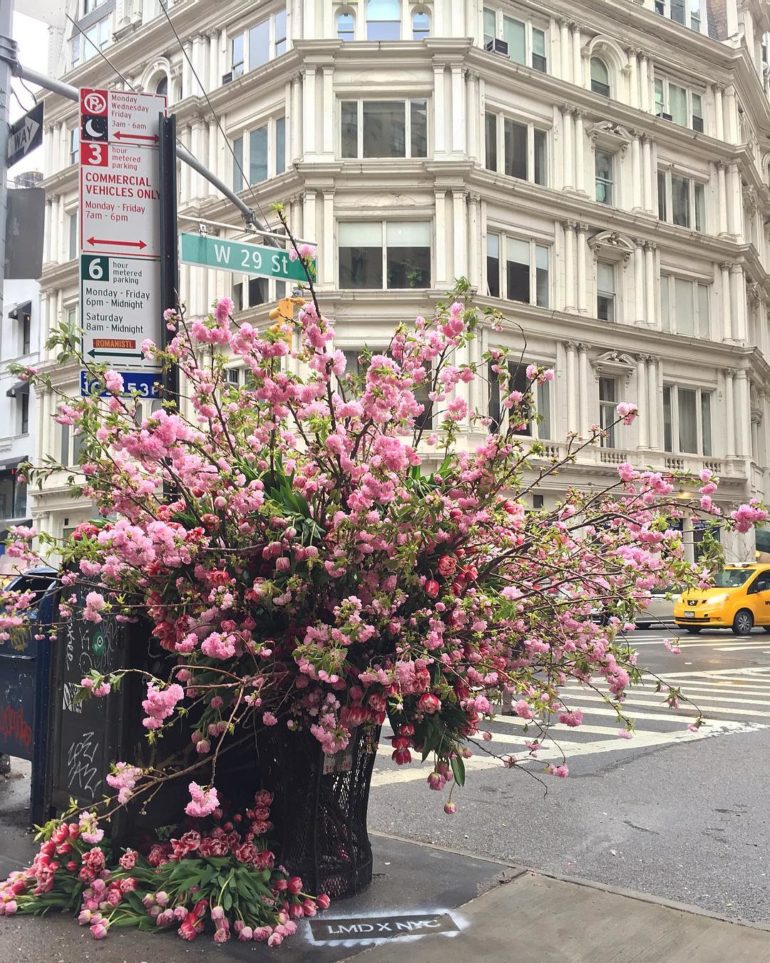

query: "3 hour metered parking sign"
(79, 88), (165, 371)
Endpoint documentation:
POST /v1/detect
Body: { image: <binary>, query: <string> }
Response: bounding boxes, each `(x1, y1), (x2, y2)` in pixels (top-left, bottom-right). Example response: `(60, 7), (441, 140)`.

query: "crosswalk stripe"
(559, 690), (770, 718)
(562, 686), (770, 708)
(370, 719), (755, 787)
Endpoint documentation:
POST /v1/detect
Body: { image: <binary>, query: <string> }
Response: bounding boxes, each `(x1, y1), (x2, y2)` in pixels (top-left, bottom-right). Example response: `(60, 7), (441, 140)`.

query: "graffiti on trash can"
(66, 730), (102, 796)
(0, 704), (33, 750)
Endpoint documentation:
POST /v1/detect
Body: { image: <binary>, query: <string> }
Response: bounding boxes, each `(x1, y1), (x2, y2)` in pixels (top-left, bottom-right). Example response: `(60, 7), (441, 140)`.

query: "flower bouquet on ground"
(0, 791), (328, 945)
(1, 218), (766, 939)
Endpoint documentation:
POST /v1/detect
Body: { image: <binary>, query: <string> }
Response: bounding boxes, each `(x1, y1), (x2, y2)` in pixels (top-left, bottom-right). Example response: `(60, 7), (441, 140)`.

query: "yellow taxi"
(674, 564), (770, 636)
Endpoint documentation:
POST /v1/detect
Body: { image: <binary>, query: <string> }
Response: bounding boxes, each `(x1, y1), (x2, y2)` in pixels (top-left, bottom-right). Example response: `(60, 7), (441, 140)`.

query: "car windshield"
(712, 569), (754, 588)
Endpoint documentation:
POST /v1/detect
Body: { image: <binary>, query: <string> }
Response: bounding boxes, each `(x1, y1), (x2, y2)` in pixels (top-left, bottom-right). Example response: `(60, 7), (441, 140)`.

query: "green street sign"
(179, 233), (314, 283)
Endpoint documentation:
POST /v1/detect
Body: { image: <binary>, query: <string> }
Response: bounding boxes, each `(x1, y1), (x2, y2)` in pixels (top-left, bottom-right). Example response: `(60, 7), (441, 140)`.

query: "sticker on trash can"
(308, 911), (460, 943)
(322, 745), (353, 774)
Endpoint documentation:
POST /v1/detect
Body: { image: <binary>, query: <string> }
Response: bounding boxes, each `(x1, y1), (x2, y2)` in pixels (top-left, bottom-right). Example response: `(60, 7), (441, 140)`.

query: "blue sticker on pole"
(80, 370), (162, 398)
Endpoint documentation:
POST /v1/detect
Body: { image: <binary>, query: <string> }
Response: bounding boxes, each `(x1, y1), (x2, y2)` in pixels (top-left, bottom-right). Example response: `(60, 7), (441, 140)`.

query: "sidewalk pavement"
(0, 763), (768, 962)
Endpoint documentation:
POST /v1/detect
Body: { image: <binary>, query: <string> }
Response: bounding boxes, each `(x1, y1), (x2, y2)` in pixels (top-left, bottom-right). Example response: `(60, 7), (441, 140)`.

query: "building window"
(660, 275), (710, 338)
(595, 150), (613, 205)
(229, 6), (287, 77)
(20, 393), (29, 435)
(337, 9), (355, 40)
(68, 212), (78, 259)
(341, 100), (427, 159)
(597, 262), (616, 321)
(590, 57), (610, 96)
(664, 385), (712, 455)
(232, 33), (245, 77)
(70, 15), (111, 67)
(657, 170), (705, 231)
(488, 360), (551, 438)
(155, 75), (169, 97)
(412, 8), (430, 40)
(69, 127), (79, 164)
(654, 0), (704, 32)
(339, 221), (431, 289)
(486, 233), (549, 307)
(654, 77), (704, 131)
(366, 0), (401, 40)
(483, 8), (548, 71)
(232, 116), (286, 190)
(232, 277), (269, 311)
(485, 113), (547, 185)
(599, 376), (617, 448)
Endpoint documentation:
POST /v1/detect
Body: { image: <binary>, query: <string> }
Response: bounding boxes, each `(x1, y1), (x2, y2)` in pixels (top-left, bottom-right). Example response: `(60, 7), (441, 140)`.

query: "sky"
(9, 11), (54, 178)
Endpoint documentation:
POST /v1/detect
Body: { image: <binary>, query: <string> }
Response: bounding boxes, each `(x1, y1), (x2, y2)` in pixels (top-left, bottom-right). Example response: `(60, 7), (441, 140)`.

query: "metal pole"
(158, 112), (179, 404)
(13, 63), (271, 236)
(0, 0), (13, 296)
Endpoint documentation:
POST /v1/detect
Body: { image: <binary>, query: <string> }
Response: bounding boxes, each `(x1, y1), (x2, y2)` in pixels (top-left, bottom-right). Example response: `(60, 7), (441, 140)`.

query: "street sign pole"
(0, 0), (13, 327)
(158, 112), (179, 404)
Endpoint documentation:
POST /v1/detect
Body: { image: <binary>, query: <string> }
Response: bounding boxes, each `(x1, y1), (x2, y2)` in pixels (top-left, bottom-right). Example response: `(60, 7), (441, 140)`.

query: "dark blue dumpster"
(0, 567), (59, 825)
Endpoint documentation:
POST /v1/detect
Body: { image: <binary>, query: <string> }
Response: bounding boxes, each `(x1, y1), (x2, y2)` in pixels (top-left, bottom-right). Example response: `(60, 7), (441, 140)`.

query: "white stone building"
(31, 0), (770, 560)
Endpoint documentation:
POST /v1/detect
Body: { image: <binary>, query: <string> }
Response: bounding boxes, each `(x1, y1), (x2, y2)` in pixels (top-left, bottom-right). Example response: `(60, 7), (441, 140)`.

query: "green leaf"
(450, 754), (466, 787)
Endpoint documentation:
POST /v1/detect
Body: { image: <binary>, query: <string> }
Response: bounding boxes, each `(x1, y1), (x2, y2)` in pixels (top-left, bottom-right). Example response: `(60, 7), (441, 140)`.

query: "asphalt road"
(368, 625), (770, 924)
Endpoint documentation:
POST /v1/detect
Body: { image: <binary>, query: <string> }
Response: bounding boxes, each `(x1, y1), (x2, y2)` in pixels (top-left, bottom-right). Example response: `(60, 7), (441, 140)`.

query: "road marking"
(561, 690), (770, 719)
(370, 720), (756, 787)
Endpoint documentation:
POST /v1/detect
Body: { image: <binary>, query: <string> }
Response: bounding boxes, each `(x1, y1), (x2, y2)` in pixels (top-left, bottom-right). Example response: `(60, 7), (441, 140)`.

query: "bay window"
(658, 169), (706, 231)
(488, 361), (551, 438)
(660, 275), (710, 338)
(486, 233), (549, 307)
(338, 221), (431, 289)
(663, 385), (712, 455)
(341, 100), (427, 159)
(654, 77), (704, 131)
(482, 8), (548, 72)
(485, 113), (547, 185)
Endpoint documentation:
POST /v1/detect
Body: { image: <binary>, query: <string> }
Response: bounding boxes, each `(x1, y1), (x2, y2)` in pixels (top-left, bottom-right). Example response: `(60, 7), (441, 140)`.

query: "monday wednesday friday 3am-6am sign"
(78, 87), (166, 375)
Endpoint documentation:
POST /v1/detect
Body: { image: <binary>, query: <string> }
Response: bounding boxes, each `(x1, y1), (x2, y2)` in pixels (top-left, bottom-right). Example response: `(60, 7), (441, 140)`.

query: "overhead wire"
(157, 0), (276, 239)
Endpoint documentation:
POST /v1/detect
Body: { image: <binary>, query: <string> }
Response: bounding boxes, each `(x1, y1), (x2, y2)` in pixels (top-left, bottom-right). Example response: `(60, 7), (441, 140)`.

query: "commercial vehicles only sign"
(79, 88), (166, 371)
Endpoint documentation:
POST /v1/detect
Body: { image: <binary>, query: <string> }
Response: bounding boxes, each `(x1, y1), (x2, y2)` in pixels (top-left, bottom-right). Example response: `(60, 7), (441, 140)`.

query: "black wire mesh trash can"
(257, 724), (381, 899)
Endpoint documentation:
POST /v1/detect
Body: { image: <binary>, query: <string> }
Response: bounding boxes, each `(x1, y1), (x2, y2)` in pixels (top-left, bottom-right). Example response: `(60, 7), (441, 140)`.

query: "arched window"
(412, 8), (430, 40)
(590, 57), (610, 97)
(367, 0), (401, 41)
(337, 9), (355, 41)
(155, 75), (169, 98)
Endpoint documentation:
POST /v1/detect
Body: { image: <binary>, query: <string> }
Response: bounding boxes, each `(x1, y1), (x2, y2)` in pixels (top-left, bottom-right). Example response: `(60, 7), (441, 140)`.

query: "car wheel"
(732, 609), (754, 636)
(763, 627), (770, 634)
(685, 626), (702, 634)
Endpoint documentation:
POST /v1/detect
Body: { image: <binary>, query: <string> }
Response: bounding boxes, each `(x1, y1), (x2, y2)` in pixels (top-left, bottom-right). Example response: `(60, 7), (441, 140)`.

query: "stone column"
(559, 20), (570, 81)
(451, 65), (466, 153)
(578, 344), (590, 437)
(571, 24), (581, 86)
(207, 120), (218, 196)
(321, 191), (334, 287)
(735, 371), (750, 458)
(634, 241), (645, 323)
(576, 223), (587, 313)
(208, 31), (221, 91)
(644, 242), (656, 327)
(566, 342), (578, 433)
(647, 357), (659, 448)
(468, 193), (481, 288)
(303, 189), (316, 242)
(453, 190), (467, 279)
(466, 72), (479, 159)
(720, 263), (732, 340)
(631, 136), (642, 209)
(433, 64), (447, 154)
(717, 162), (728, 234)
(181, 41), (193, 98)
(562, 108), (573, 189)
(574, 111), (585, 192)
(724, 370), (736, 459)
(639, 56), (649, 112)
(435, 190), (448, 286)
(637, 355), (649, 448)
(303, 67), (317, 155)
(727, 163), (742, 238)
(682, 515), (695, 564)
(723, 84), (738, 144)
(180, 124), (192, 201)
(730, 264), (747, 341)
(302, 0), (315, 37)
(564, 221), (576, 311)
(291, 74), (302, 161)
(322, 67), (334, 155)
(714, 85), (724, 141)
(627, 49), (639, 109)
(641, 136), (652, 211)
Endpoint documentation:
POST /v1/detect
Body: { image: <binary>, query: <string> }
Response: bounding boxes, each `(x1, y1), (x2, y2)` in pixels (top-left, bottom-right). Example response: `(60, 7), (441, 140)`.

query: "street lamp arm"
(10, 60), (267, 234)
